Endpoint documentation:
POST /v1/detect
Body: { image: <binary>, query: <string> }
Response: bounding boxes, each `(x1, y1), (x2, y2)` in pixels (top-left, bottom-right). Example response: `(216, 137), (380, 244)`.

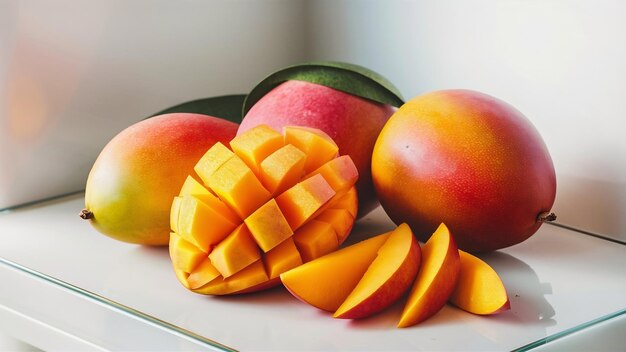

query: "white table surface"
(1, 193), (625, 351)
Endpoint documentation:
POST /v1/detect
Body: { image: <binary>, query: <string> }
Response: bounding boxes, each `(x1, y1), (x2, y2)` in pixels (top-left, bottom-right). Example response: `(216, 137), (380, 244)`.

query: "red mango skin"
(238, 80), (395, 218)
(372, 90), (556, 253)
(84, 113), (238, 245)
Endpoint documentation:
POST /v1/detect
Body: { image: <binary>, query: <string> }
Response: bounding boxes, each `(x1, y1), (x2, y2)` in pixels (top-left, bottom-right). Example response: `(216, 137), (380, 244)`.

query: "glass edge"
(0, 257), (237, 352)
(512, 308), (626, 352)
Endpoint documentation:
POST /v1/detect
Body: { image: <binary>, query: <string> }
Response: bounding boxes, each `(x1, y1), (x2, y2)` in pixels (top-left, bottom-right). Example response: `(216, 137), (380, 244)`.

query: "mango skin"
(84, 113), (238, 245)
(239, 80), (395, 218)
(372, 90), (556, 252)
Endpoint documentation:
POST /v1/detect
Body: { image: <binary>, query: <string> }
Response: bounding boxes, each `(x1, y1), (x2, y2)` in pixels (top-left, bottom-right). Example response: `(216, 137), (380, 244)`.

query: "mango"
(239, 80), (394, 217)
(169, 124), (359, 295)
(81, 113), (238, 245)
(372, 90), (557, 252)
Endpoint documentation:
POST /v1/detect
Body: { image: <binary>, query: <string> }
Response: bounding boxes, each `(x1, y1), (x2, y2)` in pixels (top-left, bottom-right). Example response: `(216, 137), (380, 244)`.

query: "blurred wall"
(2, 0), (624, 241)
(306, 0), (626, 241)
(0, 0), (306, 208)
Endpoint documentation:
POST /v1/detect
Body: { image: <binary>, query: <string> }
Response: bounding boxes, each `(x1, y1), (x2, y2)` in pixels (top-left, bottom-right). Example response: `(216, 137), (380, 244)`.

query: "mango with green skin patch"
(81, 113), (238, 245)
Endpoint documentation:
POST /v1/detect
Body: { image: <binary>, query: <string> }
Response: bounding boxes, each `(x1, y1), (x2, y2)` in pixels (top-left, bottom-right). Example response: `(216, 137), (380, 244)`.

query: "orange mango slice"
(280, 233), (391, 312)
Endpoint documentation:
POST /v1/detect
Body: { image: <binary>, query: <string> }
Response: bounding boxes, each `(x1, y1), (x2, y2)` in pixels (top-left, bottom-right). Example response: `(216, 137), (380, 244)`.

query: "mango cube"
(244, 199), (293, 252)
(177, 195), (239, 252)
(315, 208), (354, 243)
(230, 124), (284, 174)
(207, 155), (271, 219)
(329, 187), (358, 219)
(293, 220), (339, 262)
(187, 257), (221, 289)
(275, 174), (336, 230)
(283, 126), (339, 172)
(264, 238), (303, 279)
(179, 175), (212, 197)
(194, 142), (235, 185)
(308, 155), (358, 193)
(170, 196), (182, 233)
(209, 225), (261, 278)
(169, 233), (207, 273)
(259, 144), (307, 195)
(193, 260), (269, 295)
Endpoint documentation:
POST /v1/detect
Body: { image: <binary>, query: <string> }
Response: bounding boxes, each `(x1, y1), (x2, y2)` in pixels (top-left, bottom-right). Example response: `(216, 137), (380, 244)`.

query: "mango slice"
(280, 233), (391, 312)
(169, 125), (360, 295)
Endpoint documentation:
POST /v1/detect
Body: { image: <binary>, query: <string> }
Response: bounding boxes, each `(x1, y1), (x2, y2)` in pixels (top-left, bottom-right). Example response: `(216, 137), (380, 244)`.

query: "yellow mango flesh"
(283, 126), (339, 172)
(308, 155), (358, 193)
(169, 125), (359, 295)
(187, 257), (221, 290)
(169, 233), (206, 273)
(264, 238), (302, 279)
(314, 208), (354, 244)
(244, 199), (294, 252)
(259, 144), (307, 195)
(230, 124), (284, 174)
(194, 142), (235, 185)
(207, 155), (272, 219)
(334, 223), (420, 318)
(293, 220), (339, 262)
(449, 250), (510, 315)
(280, 233), (390, 312)
(398, 223), (460, 327)
(177, 195), (238, 252)
(179, 175), (212, 197)
(209, 225), (261, 278)
(275, 173), (336, 230)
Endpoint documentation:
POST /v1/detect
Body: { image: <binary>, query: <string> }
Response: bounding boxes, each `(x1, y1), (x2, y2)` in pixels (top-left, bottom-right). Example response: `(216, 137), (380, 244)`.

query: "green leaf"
(151, 94), (246, 123)
(243, 61), (405, 116)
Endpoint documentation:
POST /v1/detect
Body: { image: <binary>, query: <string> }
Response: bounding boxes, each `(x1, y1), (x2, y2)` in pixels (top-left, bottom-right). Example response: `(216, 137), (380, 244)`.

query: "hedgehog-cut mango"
(169, 125), (359, 295)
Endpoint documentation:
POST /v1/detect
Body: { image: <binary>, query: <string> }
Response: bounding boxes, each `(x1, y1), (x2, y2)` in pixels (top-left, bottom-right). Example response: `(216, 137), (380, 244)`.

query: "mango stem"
(537, 212), (557, 222)
(79, 209), (93, 220)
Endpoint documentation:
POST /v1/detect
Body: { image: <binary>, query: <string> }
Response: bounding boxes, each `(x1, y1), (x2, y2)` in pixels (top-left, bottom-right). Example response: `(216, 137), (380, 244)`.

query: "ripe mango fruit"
(169, 124), (359, 295)
(372, 90), (556, 252)
(81, 113), (238, 245)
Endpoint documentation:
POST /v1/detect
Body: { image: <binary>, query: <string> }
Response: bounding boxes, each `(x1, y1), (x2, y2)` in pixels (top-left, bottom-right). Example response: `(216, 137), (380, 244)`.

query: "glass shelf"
(1, 194), (625, 351)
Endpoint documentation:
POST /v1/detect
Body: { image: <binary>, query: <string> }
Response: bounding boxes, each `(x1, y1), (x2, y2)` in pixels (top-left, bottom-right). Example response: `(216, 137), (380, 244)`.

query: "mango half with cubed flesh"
(169, 124), (359, 295)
